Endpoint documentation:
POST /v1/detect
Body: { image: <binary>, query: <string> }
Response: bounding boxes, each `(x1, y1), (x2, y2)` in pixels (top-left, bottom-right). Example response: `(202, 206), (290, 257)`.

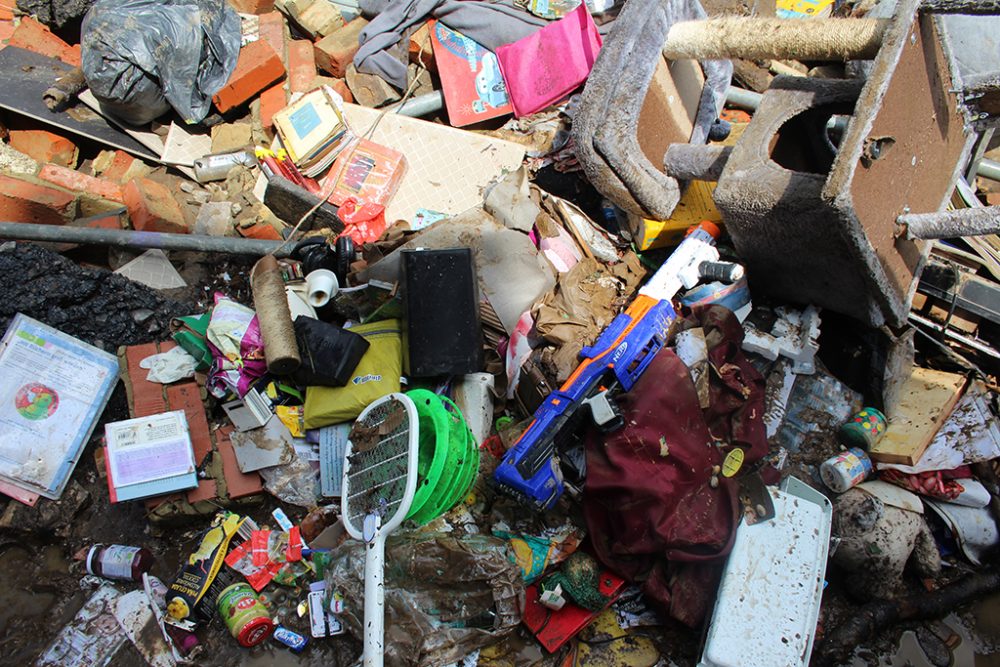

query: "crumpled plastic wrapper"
(258, 453), (321, 508)
(325, 533), (524, 667)
(140, 346), (197, 384)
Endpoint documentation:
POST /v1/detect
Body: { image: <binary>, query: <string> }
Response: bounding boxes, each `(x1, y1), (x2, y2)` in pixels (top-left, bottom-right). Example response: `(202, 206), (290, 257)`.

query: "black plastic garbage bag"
(81, 0), (240, 125)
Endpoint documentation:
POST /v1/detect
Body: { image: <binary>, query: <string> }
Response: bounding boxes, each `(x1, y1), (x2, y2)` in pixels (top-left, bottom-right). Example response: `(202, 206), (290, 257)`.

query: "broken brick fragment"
(288, 39), (317, 94)
(93, 150), (151, 184)
(213, 40), (285, 114)
(8, 17), (80, 66)
(0, 172), (77, 225)
(9, 129), (78, 168)
(258, 83), (287, 131)
(124, 178), (189, 234)
(227, 0), (275, 14)
(38, 163), (124, 203)
(314, 18), (368, 79)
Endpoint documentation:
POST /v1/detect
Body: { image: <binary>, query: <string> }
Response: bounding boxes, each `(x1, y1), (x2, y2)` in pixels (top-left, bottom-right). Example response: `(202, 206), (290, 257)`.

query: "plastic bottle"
(86, 544), (155, 582)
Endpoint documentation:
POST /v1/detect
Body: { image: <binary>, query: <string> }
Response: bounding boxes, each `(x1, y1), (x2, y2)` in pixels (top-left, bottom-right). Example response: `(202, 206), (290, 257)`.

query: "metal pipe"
(899, 206), (1000, 239)
(725, 86), (762, 110)
(0, 222), (290, 257)
(979, 158), (1000, 182)
(389, 90), (445, 118)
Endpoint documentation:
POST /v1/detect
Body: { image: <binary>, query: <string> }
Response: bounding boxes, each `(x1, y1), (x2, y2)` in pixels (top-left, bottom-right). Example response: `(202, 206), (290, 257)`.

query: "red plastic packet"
(337, 198), (387, 245)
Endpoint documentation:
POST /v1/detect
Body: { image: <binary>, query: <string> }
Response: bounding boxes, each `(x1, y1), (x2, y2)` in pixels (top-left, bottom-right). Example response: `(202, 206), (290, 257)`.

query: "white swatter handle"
(363, 533), (386, 667)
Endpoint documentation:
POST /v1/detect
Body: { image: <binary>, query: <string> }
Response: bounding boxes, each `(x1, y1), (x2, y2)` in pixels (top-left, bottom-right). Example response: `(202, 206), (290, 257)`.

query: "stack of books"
(274, 87), (352, 178)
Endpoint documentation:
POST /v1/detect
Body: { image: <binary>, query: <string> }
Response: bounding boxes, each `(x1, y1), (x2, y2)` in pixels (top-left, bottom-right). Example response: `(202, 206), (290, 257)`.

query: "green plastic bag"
(303, 319), (402, 428)
(170, 312), (213, 372)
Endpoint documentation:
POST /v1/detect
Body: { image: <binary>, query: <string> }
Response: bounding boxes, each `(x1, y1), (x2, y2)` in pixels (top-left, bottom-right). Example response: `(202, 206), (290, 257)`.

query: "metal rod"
(979, 158), (1000, 182)
(899, 206), (1000, 239)
(0, 222), (290, 257)
(388, 90), (445, 118)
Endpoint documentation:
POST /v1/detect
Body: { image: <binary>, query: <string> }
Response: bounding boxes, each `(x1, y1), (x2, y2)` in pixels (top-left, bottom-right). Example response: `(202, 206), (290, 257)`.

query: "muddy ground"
(1, 240), (999, 667)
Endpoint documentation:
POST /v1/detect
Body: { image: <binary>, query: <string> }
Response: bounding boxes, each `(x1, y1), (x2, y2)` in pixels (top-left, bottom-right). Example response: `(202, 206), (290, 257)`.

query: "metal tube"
(389, 91), (445, 118)
(899, 206), (1000, 239)
(978, 158), (1000, 182)
(0, 222), (290, 257)
(725, 86), (762, 110)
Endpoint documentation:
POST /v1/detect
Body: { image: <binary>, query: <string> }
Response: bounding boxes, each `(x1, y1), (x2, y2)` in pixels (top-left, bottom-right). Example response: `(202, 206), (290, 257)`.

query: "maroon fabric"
(582, 305), (767, 626)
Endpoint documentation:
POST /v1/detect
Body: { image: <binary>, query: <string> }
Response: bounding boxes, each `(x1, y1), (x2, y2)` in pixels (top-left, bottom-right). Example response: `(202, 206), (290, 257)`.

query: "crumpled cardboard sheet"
(533, 252), (646, 382)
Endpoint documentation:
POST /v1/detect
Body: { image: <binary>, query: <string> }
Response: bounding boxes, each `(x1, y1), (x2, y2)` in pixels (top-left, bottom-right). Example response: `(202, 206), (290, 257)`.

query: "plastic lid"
(697, 220), (722, 239)
(238, 615), (275, 647)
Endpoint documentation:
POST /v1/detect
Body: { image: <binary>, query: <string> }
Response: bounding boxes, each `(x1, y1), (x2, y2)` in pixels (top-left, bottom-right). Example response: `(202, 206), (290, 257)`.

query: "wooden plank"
(0, 47), (158, 160)
(870, 366), (968, 465)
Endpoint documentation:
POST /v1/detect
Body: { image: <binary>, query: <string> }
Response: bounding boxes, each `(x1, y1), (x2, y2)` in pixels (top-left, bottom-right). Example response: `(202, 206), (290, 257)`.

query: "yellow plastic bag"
(303, 319), (402, 428)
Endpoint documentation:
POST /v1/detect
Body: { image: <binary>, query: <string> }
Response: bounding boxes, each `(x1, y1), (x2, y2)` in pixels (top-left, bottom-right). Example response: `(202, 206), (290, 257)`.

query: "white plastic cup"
(305, 269), (339, 308)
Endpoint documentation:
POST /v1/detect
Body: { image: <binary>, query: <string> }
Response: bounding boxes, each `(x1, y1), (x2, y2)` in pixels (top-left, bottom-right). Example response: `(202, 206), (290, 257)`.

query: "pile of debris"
(0, 0), (999, 665)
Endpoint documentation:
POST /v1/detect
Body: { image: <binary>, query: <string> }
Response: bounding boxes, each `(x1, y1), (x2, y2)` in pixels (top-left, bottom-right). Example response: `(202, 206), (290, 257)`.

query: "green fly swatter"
(341, 393), (419, 667)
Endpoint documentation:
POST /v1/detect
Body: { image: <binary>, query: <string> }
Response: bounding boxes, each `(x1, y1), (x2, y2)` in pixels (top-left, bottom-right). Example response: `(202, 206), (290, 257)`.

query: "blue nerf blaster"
(494, 221), (723, 510)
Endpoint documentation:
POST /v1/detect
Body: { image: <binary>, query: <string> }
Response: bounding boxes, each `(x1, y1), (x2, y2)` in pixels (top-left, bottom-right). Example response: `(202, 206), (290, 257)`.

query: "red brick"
(93, 150), (151, 184)
(310, 75), (352, 103)
(314, 18), (367, 79)
(257, 11), (287, 67)
(213, 40), (285, 114)
(38, 164), (124, 203)
(9, 129), (78, 168)
(227, 0), (275, 13)
(8, 17), (80, 67)
(124, 178), (188, 234)
(0, 173), (77, 225)
(166, 382), (213, 467)
(288, 40), (316, 94)
(124, 343), (167, 417)
(0, 17), (13, 36)
(187, 479), (218, 504)
(258, 83), (287, 131)
(238, 221), (282, 240)
(216, 427), (264, 499)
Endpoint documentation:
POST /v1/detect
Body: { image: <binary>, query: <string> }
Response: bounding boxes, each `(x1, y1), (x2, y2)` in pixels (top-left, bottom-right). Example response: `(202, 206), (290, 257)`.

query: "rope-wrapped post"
(251, 255), (301, 375)
(919, 0), (1000, 14)
(663, 18), (888, 61)
(899, 206), (1000, 239)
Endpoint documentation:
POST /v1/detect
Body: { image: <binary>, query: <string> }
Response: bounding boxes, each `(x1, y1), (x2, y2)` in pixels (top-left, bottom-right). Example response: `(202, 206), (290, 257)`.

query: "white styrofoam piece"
(699, 480), (832, 667)
(742, 305), (821, 374)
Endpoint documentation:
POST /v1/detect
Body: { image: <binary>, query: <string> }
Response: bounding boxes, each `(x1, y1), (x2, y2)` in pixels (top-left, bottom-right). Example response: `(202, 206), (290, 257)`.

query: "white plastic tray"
(699, 477), (832, 667)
